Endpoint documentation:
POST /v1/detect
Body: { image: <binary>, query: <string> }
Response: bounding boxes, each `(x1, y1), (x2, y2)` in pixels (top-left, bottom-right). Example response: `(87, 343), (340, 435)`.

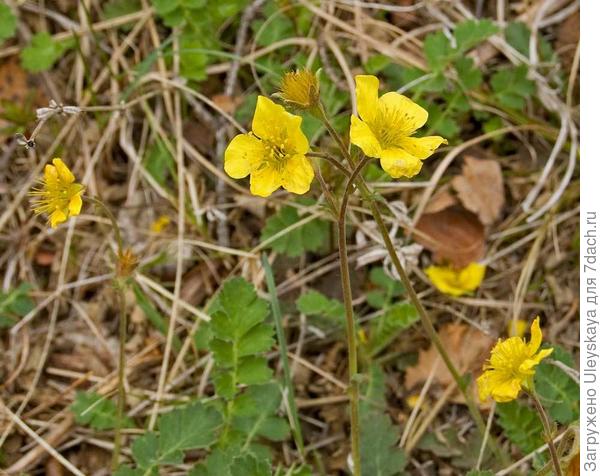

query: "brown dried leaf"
(404, 323), (495, 402)
(452, 157), (505, 225)
(211, 94), (242, 114)
(424, 186), (458, 214)
(414, 206), (485, 268)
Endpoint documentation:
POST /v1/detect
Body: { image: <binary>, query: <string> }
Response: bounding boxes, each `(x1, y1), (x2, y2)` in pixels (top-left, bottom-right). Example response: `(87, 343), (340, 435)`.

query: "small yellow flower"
(477, 317), (553, 403)
(224, 96), (313, 197)
(350, 75), (447, 178)
(151, 215), (170, 233)
(507, 319), (528, 338)
(425, 262), (485, 297)
(30, 158), (84, 228)
(278, 70), (320, 110)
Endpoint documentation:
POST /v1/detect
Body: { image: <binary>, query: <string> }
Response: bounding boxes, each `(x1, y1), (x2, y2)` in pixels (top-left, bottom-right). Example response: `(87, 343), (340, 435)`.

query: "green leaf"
(180, 31), (209, 81)
(365, 54), (391, 75)
(21, 32), (72, 73)
(535, 346), (579, 424)
(103, 0), (141, 29)
(0, 2), (17, 43)
(296, 290), (344, 320)
(0, 283), (35, 328)
(455, 57), (483, 90)
(454, 19), (499, 52)
(144, 140), (175, 187)
(230, 454), (272, 476)
(360, 411), (407, 476)
(491, 65), (536, 109)
(158, 402), (222, 463)
(260, 205), (329, 258)
(496, 401), (544, 454)
(505, 22), (555, 62)
(369, 267), (404, 298)
(423, 31), (452, 70)
(209, 278), (274, 399)
(466, 471), (494, 476)
(368, 302), (418, 356)
(129, 402), (222, 472)
(70, 391), (133, 430)
(232, 383), (289, 443)
(238, 356), (273, 385)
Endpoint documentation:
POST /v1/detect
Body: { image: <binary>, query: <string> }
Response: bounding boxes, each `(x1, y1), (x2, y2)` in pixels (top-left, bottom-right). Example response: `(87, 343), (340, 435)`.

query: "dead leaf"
(211, 94), (242, 114)
(452, 156), (505, 225)
(424, 186), (458, 214)
(566, 451), (579, 476)
(404, 322), (495, 403)
(414, 206), (486, 268)
(556, 11), (579, 71)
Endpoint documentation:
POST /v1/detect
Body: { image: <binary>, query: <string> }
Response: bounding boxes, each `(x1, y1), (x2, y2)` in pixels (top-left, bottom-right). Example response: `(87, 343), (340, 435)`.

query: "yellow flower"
(30, 158), (84, 228)
(425, 262), (485, 297)
(278, 70), (320, 110)
(349, 75), (447, 178)
(151, 215), (170, 233)
(507, 319), (528, 338)
(477, 317), (553, 403)
(224, 96), (314, 197)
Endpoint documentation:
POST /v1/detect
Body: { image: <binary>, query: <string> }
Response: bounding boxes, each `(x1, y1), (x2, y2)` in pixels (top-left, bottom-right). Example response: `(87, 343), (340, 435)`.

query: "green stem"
(262, 254), (305, 459)
(112, 284), (128, 471)
(314, 103), (510, 466)
(529, 390), (563, 476)
(86, 196), (128, 471)
(336, 157), (373, 476)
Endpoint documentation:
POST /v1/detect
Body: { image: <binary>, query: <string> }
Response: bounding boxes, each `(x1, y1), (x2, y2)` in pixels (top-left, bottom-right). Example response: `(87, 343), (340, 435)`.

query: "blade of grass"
(262, 253), (305, 459)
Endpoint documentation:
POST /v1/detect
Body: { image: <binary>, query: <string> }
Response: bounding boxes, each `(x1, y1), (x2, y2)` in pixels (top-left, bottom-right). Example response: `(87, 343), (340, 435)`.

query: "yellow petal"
(398, 136), (447, 160)
(44, 163), (58, 183)
(252, 96), (309, 155)
(379, 148), (422, 178)
(378, 92), (428, 135)
(281, 154), (314, 195)
(458, 263), (486, 290)
(224, 133), (265, 179)
(491, 377), (523, 402)
(349, 115), (382, 158)
(527, 316), (543, 355)
(250, 164), (281, 197)
(68, 193), (83, 216)
(52, 158), (75, 184)
(49, 209), (67, 228)
(355, 74), (380, 123)
(425, 266), (465, 296)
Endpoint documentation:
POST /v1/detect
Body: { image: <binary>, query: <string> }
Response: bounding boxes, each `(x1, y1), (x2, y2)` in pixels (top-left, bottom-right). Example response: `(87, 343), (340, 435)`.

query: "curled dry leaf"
(414, 205), (485, 268)
(404, 322), (495, 403)
(452, 156), (505, 225)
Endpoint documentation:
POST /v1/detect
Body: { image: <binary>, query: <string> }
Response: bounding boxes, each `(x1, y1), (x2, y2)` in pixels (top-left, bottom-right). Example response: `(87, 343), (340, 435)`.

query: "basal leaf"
(0, 2), (17, 43)
(496, 401), (543, 454)
(70, 391), (133, 430)
(260, 205), (329, 258)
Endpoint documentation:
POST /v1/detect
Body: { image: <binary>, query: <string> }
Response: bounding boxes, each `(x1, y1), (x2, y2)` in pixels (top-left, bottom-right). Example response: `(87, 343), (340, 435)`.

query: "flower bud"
(278, 69), (320, 110)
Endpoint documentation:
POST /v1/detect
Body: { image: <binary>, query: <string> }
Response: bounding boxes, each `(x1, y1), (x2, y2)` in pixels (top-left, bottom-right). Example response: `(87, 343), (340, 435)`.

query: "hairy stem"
(314, 103), (509, 466)
(335, 156), (373, 476)
(530, 390), (563, 476)
(86, 197), (128, 471)
(112, 285), (128, 471)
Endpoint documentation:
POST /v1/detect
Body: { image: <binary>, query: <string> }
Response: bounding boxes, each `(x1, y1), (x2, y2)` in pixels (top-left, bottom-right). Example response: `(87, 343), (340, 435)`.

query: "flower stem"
(112, 284), (128, 471)
(86, 196), (128, 471)
(314, 103), (510, 466)
(530, 390), (563, 476)
(335, 158), (374, 476)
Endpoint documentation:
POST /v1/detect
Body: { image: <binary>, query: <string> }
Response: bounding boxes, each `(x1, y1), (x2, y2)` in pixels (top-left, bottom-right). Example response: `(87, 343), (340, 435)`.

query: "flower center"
(370, 104), (409, 149)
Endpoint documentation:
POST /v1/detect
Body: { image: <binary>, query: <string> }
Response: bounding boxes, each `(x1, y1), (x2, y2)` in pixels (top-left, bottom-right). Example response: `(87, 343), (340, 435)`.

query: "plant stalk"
(530, 390), (563, 476)
(314, 102), (509, 466)
(112, 284), (128, 471)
